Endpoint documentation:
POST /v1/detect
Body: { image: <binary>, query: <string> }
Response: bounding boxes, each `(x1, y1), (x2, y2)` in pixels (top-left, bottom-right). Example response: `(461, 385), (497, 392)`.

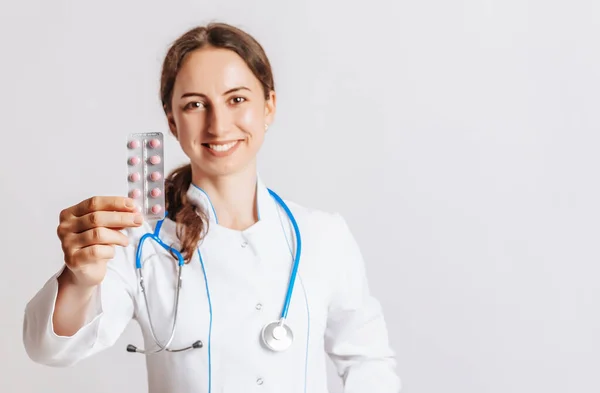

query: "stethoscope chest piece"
(261, 320), (294, 352)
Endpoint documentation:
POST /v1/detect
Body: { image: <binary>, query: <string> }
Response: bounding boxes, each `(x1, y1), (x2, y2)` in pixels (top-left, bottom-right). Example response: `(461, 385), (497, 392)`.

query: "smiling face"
(166, 46), (276, 180)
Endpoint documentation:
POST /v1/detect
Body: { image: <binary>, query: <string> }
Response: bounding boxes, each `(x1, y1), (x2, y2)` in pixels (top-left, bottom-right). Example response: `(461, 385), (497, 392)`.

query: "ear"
(264, 90), (276, 128)
(166, 110), (178, 139)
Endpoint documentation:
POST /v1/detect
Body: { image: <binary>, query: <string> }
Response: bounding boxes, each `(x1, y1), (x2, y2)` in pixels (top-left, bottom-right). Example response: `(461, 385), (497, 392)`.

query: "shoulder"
(278, 198), (368, 294)
(278, 197), (356, 249)
(282, 197), (342, 225)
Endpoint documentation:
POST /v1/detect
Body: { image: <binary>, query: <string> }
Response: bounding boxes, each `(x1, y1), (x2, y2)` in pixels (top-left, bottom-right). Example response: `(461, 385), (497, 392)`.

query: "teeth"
(208, 141), (237, 152)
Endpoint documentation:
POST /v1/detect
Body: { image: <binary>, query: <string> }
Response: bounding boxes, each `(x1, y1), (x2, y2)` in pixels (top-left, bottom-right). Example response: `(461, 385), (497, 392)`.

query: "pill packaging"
(126, 132), (165, 220)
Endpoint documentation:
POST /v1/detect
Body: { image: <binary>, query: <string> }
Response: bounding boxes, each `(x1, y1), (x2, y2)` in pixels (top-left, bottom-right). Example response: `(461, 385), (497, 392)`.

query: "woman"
(23, 22), (401, 393)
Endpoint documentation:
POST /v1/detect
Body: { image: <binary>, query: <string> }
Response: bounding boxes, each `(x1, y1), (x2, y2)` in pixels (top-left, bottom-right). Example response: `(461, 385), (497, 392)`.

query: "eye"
(230, 96), (246, 104)
(184, 101), (205, 110)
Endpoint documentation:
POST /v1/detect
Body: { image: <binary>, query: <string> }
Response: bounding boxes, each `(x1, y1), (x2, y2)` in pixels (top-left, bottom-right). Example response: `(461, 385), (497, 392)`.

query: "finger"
(67, 245), (115, 269)
(71, 227), (130, 249)
(72, 196), (137, 218)
(73, 211), (143, 233)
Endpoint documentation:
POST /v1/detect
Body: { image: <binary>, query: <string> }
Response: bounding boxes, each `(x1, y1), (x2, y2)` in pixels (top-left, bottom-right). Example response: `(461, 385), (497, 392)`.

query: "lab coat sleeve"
(22, 242), (137, 367)
(324, 214), (402, 392)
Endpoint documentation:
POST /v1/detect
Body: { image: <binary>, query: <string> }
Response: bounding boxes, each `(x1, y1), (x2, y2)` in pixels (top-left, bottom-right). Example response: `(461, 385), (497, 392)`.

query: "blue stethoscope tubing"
(126, 188), (301, 355)
(269, 188), (302, 319)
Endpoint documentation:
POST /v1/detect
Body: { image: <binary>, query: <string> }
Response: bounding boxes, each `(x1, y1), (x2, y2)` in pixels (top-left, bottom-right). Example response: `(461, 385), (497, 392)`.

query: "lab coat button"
(256, 378), (263, 385)
(255, 303), (262, 310)
(241, 241), (248, 248)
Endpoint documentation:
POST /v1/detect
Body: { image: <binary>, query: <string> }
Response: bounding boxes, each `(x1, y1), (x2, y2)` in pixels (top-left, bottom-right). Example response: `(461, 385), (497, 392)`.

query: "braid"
(164, 163), (208, 263)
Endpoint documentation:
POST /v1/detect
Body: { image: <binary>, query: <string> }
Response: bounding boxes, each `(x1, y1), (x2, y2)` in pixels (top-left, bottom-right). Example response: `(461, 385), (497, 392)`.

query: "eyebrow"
(180, 86), (251, 99)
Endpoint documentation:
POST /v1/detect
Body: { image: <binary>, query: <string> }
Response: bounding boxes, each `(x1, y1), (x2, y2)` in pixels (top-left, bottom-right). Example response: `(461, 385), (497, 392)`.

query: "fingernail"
(134, 214), (143, 224)
(125, 199), (134, 208)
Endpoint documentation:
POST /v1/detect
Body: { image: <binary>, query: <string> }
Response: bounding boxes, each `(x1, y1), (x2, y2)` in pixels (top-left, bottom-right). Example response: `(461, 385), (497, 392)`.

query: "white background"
(1, 0), (599, 392)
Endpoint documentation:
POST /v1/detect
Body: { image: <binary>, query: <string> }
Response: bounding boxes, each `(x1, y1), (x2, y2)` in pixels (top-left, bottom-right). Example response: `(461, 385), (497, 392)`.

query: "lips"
(203, 141), (239, 152)
(200, 140), (243, 157)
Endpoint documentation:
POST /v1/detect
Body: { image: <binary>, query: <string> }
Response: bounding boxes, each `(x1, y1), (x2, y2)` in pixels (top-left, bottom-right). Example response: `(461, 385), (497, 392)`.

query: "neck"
(191, 165), (258, 231)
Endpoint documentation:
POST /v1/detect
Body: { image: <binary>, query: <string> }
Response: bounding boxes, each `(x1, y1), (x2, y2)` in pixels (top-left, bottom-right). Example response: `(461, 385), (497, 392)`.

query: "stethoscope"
(126, 188), (301, 355)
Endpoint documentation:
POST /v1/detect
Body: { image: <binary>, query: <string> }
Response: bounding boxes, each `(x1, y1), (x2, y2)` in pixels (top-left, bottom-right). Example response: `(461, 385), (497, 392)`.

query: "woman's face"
(167, 46), (276, 179)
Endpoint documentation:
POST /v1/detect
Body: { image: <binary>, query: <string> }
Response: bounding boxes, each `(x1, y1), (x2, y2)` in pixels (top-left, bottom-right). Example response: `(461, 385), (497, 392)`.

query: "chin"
(194, 160), (250, 179)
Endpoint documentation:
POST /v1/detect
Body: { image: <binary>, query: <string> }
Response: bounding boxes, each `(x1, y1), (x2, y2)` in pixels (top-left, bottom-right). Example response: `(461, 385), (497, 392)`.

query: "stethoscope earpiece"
(126, 339), (203, 354)
(192, 340), (203, 349)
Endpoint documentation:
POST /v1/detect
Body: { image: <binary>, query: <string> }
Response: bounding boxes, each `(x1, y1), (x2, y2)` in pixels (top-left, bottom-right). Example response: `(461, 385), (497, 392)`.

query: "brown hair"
(160, 22), (275, 263)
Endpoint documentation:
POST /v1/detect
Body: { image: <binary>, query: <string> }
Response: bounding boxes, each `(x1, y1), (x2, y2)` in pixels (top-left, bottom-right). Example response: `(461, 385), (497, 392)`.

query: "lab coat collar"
(184, 173), (281, 229)
(152, 174), (282, 249)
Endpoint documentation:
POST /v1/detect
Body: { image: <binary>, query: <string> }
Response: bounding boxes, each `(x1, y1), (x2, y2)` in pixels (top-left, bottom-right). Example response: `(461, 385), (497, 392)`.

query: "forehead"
(174, 46), (260, 94)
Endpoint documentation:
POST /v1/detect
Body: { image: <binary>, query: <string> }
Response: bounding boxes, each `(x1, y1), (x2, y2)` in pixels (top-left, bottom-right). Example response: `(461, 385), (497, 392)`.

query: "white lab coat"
(23, 176), (401, 393)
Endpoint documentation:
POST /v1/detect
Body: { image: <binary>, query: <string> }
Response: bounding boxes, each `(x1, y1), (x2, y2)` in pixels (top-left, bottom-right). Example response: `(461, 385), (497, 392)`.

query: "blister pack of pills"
(126, 132), (165, 220)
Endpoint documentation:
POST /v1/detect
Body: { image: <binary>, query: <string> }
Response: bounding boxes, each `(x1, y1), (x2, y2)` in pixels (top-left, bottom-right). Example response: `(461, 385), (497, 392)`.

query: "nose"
(207, 103), (232, 137)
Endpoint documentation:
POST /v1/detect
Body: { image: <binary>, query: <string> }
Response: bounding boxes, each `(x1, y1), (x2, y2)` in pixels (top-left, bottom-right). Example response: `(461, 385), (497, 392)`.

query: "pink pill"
(129, 189), (141, 198)
(150, 188), (162, 198)
(148, 139), (161, 149)
(129, 172), (140, 182)
(128, 140), (140, 149)
(150, 171), (162, 181)
(128, 156), (140, 165)
(148, 155), (161, 165)
(151, 204), (162, 214)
